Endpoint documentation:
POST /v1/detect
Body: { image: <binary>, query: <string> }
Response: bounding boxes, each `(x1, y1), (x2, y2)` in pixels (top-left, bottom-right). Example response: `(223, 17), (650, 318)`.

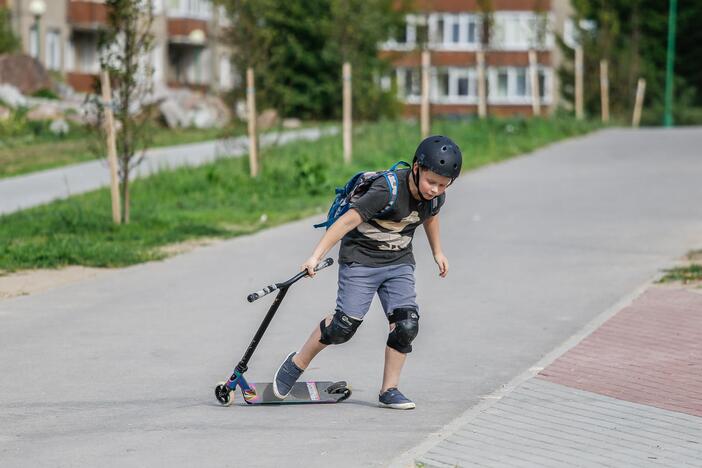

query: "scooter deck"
(242, 380), (351, 405)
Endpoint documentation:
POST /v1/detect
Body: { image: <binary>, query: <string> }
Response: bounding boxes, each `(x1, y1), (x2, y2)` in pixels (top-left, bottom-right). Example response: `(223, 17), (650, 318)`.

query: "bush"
(32, 88), (60, 100)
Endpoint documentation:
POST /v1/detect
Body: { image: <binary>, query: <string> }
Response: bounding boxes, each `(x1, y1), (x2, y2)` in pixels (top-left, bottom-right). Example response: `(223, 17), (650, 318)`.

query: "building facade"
(381, 0), (573, 117)
(3, 0), (233, 93)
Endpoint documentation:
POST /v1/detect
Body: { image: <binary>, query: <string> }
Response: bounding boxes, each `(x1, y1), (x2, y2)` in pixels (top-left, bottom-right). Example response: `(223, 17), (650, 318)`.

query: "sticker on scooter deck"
(242, 381), (351, 405)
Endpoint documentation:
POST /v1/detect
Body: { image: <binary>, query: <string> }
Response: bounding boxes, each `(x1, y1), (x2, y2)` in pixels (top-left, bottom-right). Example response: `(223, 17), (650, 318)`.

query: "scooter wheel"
(326, 381), (348, 394)
(215, 382), (234, 406)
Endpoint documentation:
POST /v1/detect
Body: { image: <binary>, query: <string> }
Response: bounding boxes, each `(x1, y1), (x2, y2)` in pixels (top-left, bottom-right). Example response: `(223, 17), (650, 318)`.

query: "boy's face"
(414, 164), (452, 200)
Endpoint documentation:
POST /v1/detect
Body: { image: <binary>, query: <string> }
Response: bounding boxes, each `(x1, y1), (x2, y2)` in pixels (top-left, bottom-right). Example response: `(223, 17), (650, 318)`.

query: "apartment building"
(3, 0), (233, 93)
(381, 0), (573, 117)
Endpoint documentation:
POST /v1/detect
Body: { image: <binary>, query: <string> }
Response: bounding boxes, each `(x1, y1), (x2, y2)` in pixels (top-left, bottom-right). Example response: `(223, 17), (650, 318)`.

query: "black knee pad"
(319, 310), (362, 345)
(386, 308), (419, 353)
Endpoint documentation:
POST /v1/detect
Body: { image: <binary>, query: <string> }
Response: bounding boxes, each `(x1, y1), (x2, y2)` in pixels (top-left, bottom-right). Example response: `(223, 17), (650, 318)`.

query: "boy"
(273, 135), (462, 409)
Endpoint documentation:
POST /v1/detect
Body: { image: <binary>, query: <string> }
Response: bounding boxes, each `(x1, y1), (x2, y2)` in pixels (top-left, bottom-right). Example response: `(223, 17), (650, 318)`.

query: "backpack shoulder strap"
(390, 160), (411, 171)
(377, 170), (401, 217)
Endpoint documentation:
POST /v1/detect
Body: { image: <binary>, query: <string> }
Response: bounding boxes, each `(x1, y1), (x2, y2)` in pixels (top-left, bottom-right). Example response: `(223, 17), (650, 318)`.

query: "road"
(1, 128), (701, 467)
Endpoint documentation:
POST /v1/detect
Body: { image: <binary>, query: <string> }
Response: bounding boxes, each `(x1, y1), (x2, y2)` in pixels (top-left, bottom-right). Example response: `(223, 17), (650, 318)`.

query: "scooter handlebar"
(247, 258), (334, 303)
(313, 257), (334, 272)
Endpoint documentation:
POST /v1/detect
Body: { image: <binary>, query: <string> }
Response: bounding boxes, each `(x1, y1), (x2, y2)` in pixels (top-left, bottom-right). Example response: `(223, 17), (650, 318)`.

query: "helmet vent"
(439, 159), (445, 165)
(441, 145), (448, 152)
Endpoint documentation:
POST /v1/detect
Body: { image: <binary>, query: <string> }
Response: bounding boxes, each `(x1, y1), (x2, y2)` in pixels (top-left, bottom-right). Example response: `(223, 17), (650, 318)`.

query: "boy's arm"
(303, 208), (363, 276)
(423, 214), (449, 278)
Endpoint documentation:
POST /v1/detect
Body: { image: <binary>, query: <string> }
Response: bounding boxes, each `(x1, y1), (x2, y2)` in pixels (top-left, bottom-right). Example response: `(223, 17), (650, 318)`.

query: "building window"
(430, 14), (480, 48)
(168, 0), (212, 19)
(496, 69), (509, 97)
(45, 29), (61, 71)
(485, 67), (550, 103)
(467, 18), (478, 44)
(437, 70), (449, 97)
(515, 68), (527, 97)
(432, 67), (477, 102)
(397, 67), (420, 98)
(392, 21), (407, 44)
(457, 76), (469, 96)
(29, 25), (39, 59)
(538, 69), (547, 98)
(385, 14), (427, 48)
(452, 21), (460, 43)
(435, 18), (444, 44)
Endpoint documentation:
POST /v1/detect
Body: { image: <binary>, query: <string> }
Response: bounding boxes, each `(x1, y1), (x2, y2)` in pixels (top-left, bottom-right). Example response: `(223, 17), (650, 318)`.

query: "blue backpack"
(313, 161), (411, 229)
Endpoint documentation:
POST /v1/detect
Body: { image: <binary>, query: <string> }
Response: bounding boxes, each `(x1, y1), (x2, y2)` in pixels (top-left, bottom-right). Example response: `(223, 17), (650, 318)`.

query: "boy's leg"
(377, 264), (419, 409)
(274, 263), (377, 398)
(381, 323), (407, 393)
(293, 316), (330, 370)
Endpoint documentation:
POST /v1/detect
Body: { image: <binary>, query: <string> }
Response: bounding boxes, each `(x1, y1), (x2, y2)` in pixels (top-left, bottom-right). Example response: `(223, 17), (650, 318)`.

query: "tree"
(90, 0), (155, 223)
(216, 0), (402, 120)
(329, 0), (404, 119)
(559, 0), (702, 124)
(0, 7), (20, 54)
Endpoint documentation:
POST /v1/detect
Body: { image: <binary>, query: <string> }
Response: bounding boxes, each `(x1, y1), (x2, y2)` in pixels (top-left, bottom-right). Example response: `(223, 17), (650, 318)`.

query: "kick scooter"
(215, 258), (351, 406)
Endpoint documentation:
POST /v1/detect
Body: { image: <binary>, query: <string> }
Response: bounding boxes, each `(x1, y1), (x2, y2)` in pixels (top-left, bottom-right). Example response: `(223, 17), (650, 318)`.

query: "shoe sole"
(272, 351), (296, 400)
(378, 401), (416, 410)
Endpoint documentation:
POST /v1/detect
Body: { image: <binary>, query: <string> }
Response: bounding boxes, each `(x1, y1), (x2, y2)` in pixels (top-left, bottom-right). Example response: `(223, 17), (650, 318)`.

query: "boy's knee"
(319, 310), (363, 345)
(386, 308), (419, 354)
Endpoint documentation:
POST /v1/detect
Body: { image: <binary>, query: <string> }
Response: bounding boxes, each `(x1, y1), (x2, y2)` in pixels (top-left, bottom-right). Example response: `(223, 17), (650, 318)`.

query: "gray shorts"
(335, 262), (418, 320)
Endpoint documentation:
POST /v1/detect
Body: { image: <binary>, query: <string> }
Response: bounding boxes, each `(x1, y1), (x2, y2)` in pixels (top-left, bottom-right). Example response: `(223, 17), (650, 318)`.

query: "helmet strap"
(412, 165), (431, 202)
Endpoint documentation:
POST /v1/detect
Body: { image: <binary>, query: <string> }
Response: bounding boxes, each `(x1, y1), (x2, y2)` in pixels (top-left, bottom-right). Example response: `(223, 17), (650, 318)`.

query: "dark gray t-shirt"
(338, 169), (445, 266)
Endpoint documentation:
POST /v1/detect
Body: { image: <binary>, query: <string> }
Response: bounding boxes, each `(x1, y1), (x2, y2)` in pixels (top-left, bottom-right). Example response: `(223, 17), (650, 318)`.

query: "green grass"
(659, 265), (702, 283)
(659, 250), (702, 284)
(0, 117), (600, 272)
(0, 124), (246, 179)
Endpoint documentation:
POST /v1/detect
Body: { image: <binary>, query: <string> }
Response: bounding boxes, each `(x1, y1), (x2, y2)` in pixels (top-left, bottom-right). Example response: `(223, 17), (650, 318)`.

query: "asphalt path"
(1, 128), (701, 467)
(0, 126), (338, 216)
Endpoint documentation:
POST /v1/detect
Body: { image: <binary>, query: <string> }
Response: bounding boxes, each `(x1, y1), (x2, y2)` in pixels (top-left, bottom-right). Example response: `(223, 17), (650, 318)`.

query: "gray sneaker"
(273, 351), (304, 399)
(378, 387), (416, 410)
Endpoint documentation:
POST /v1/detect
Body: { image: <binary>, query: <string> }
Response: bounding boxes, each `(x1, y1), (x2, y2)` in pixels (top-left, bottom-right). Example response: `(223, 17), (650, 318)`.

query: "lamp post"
(663, 0), (678, 128)
(188, 29), (206, 85)
(28, 0), (46, 61)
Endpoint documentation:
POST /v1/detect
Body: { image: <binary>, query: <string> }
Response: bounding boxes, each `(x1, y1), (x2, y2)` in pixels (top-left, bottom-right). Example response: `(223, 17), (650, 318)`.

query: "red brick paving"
(538, 287), (702, 417)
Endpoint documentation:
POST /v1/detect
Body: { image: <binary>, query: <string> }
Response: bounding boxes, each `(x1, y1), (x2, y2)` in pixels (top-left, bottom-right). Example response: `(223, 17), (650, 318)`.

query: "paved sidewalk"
(408, 286), (702, 467)
(0, 126), (338, 215)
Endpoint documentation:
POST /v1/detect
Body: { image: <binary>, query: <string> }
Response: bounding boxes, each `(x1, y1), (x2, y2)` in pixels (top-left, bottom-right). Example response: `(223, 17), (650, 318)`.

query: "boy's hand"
(434, 253), (449, 278)
(302, 256), (321, 277)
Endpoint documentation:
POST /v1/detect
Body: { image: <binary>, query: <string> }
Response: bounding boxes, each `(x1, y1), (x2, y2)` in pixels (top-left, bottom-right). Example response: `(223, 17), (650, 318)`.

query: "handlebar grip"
(314, 257), (334, 272)
(247, 284), (279, 303)
(246, 258), (334, 303)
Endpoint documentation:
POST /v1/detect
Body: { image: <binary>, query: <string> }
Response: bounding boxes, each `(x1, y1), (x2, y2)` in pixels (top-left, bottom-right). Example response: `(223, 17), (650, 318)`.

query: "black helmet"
(413, 135), (462, 179)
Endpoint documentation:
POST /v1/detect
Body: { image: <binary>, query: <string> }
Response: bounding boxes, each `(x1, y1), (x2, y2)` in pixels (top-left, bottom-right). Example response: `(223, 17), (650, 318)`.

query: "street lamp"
(28, 0), (47, 61)
(188, 29), (206, 84)
(663, 0), (678, 128)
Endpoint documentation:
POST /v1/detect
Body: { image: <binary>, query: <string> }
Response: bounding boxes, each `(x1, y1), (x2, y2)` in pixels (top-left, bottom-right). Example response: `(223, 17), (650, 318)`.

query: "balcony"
(67, 72), (98, 93)
(68, 1), (108, 30)
(167, 18), (208, 44)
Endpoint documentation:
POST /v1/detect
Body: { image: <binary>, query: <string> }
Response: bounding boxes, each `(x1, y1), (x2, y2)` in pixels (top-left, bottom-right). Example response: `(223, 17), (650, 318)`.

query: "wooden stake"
(632, 78), (646, 128)
(420, 50), (430, 138)
(100, 69), (121, 225)
(600, 59), (609, 123)
(477, 50), (487, 118)
(246, 67), (259, 177)
(575, 45), (584, 120)
(342, 62), (352, 164)
(529, 49), (541, 116)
